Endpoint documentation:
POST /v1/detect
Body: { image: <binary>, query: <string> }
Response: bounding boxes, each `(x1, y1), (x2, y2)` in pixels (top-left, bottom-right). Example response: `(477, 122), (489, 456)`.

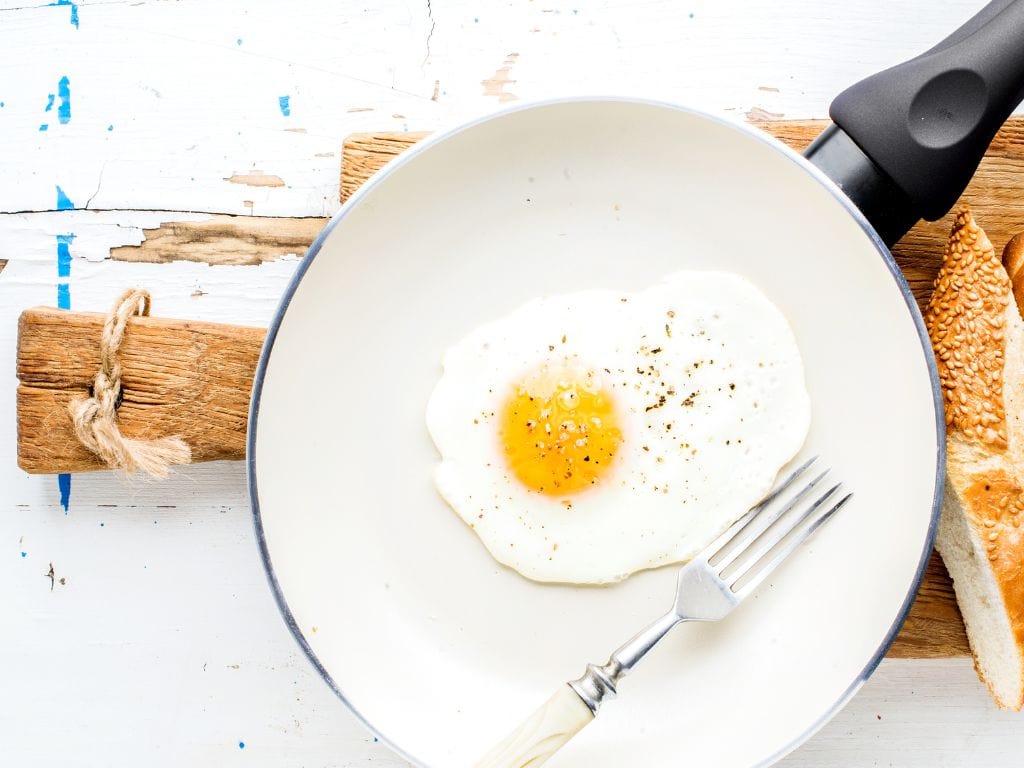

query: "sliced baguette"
(925, 208), (1024, 710)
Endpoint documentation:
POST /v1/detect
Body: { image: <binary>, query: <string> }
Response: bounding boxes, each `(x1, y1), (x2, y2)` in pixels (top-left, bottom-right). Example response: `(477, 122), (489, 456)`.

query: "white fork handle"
(475, 684), (594, 768)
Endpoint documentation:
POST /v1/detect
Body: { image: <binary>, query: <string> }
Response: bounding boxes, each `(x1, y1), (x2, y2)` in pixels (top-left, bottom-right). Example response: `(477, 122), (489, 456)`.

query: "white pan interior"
(251, 99), (941, 768)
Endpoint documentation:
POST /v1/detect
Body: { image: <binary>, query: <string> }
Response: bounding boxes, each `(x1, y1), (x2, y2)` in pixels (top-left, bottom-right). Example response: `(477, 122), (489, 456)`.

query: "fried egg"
(425, 271), (810, 584)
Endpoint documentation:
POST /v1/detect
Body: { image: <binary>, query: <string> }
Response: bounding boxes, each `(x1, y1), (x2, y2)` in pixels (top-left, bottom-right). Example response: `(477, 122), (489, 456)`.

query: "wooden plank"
(341, 132), (430, 203)
(16, 307), (264, 473)
(887, 551), (969, 658)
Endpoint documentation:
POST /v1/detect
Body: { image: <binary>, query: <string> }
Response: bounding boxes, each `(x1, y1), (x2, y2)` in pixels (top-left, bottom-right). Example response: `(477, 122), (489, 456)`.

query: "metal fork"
(476, 457), (851, 768)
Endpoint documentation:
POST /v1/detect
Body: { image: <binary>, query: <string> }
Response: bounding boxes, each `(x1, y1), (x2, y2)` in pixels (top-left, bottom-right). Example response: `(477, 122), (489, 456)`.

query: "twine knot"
(69, 289), (192, 478)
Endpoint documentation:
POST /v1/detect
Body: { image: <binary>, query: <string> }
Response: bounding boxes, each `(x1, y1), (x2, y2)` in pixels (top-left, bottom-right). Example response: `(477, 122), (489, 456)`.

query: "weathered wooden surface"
(110, 215), (327, 266)
(341, 132), (431, 203)
(17, 307), (264, 473)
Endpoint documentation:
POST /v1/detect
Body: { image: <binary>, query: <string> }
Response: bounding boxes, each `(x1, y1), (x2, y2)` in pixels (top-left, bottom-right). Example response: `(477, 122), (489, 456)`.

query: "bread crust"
(926, 208), (1024, 710)
(1005, 232), (1024, 318)
(924, 209), (1010, 449)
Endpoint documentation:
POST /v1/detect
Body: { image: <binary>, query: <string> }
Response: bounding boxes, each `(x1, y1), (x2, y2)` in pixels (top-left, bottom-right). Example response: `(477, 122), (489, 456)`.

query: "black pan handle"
(804, 0), (1024, 246)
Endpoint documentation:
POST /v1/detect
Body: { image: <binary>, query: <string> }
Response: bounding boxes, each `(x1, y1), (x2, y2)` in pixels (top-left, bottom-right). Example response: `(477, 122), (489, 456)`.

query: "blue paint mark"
(689, 11), (694, 18)
(56, 229), (74, 512)
(373, 737), (379, 743)
(56, 186), (74, 210)
(572, 8), (578, 14)
(278, 95), (291, 116)
(44, 94), (55, 112)
(238, 742), (245, 750)
(1, 102), (5, 107)
(39, 124), (49, 132)
(21, 552), (27, 558)
(57, 234), (74, 278)
(50, 0), (79, 28)
(58, 473), (71, 512)
(57, 76), (71, 124)
(107, 124), (113, 131)
(99, 522), (104, 527)
(236, 38), (242, 45)
(473, 16), (478, 22)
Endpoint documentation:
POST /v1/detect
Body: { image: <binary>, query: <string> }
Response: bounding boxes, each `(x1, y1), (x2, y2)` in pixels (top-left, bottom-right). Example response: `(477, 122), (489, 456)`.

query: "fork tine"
(705, 456), (818, 566)
(724, 482), (841, 581)
(708, 460), (827, 569)
(730, 491), (853, 600)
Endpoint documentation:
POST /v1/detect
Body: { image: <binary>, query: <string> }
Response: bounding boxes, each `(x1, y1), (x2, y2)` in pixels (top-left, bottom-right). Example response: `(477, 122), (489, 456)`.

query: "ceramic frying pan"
(249, 3), (1024, 766)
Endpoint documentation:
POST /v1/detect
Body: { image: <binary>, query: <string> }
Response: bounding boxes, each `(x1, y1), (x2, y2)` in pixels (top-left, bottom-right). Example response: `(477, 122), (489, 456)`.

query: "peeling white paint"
(3, 0), (1022, 765)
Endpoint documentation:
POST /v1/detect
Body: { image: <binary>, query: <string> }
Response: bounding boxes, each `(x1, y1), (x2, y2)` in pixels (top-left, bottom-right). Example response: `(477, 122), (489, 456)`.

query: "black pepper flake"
(665, 324), (672, 338)
(583, 455), (590, 462)
(650, 347), (662, 354)
(548, 345), (555, 352)
(729, 383), (736, 390)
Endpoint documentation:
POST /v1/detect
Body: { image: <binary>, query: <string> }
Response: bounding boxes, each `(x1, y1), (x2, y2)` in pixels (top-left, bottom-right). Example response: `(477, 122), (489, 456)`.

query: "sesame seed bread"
(925, 208), (1024, 710)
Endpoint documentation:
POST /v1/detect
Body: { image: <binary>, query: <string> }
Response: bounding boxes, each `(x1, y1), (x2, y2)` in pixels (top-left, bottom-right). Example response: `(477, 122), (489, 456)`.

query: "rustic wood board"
(17, 307), (264, 473)
(23, 116), (1024, 660)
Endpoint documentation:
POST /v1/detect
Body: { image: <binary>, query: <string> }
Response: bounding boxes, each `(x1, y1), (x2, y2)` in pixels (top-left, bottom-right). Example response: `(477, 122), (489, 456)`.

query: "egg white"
(425, 271), (811, 584)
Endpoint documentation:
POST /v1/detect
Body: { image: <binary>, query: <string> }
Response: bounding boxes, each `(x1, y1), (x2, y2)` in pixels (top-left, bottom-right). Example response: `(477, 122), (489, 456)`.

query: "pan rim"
(247, 95), (945, 768)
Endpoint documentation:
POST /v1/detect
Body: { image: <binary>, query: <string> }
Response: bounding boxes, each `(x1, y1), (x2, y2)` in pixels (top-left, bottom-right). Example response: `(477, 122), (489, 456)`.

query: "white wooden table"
(2, 1), (1023, 765)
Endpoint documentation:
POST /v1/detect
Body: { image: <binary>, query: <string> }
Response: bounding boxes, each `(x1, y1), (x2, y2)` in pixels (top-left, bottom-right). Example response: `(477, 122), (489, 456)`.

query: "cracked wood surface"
(17, 306), (264, 473)
(109, 214), (326, 265)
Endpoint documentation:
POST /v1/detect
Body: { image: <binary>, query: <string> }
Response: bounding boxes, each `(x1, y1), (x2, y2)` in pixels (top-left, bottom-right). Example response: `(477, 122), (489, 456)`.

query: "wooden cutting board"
(21, 117), (1024, 659)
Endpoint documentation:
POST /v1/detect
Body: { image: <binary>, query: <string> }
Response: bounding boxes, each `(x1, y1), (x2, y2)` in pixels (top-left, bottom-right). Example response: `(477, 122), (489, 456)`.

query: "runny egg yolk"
(500, 365), (622, 496)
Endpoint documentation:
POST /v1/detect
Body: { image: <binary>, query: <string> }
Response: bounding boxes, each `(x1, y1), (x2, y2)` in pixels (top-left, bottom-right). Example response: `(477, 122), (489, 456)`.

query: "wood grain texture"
(340, 132), (430, 202)
(17, 307), (264, 473)
(110, 214), (327, 266)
